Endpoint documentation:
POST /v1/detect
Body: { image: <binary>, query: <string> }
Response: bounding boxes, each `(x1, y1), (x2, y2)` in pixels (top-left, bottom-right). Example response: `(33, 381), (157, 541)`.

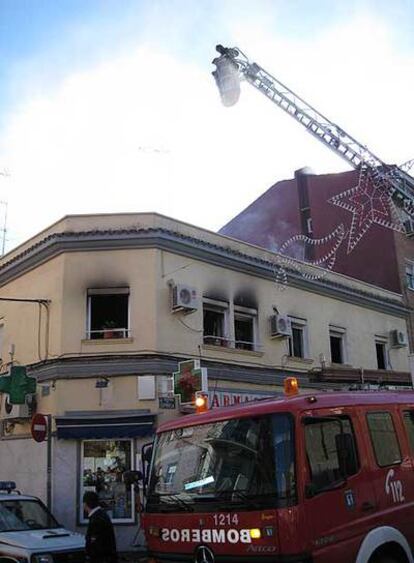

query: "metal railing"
(203, 334), (259, 351)
(86, 328), (131, 340)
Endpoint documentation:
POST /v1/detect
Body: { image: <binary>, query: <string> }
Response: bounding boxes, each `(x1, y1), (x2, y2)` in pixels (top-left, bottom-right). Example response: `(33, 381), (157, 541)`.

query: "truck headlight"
(32, 555), (54, 563)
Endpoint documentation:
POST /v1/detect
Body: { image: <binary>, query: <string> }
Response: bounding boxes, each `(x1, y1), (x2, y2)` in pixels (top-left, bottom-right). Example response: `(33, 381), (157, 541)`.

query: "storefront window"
(81, 440), (133, 523)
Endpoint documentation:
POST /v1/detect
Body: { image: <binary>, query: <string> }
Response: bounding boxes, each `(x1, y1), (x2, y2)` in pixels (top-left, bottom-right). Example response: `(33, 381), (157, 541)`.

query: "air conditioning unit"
(1, 397), (31, 420)
(172, 284), (198, 313)
(390, 329), (408, 348)
(270, 314), (292, 338)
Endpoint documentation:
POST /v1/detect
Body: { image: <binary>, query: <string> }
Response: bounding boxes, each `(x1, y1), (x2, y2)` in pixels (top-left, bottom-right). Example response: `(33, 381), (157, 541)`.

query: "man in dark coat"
(83, 491), (118, 563)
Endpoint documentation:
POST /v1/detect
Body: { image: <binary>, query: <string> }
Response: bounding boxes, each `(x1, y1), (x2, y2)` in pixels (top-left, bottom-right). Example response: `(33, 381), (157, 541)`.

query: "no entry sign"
(31, 414), (48, 443)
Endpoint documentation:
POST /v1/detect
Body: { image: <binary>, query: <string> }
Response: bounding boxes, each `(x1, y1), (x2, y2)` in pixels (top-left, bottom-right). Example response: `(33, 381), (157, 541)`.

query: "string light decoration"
(273, 224), (347, 289)
(329, 166), (404, 254)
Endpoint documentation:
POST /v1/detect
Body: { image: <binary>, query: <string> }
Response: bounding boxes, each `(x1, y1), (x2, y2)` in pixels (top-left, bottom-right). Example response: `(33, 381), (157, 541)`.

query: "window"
(203, 299), (228, 346)
(375, 340), (387, 370)
(367, 412), (401, 467)
(148, 414), (296, 509)
(403, 411), (414, 453)
(234, 313), (254, 350)
(406, 261), (414, 290)
(81, 440), (133, 522)
(288, 317), (308, 359)
(304, 417), (359, 493)
(87, 288), (129, 339)
(329, 327), (346, 364)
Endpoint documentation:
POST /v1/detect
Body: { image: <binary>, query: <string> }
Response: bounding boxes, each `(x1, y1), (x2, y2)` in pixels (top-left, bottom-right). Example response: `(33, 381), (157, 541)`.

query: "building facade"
(220, 168), (414, 349)
(0, 212), (410, 550)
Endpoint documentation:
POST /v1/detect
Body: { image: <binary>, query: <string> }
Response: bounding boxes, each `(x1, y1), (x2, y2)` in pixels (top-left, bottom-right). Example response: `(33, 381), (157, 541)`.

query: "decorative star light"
(329, 167), (404, 254)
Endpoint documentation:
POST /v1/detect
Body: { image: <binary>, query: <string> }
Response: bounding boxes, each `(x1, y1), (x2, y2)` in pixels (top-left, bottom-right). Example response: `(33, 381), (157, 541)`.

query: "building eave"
(0, 228), (408, 318)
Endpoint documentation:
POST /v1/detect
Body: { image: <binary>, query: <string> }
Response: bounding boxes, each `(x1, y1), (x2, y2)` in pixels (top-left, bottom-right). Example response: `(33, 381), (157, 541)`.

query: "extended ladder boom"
(213, 46), (414, 210)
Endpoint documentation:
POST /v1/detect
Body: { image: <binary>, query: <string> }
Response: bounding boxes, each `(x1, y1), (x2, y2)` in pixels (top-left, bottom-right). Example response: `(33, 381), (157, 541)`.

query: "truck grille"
(51, 551), (85, 563)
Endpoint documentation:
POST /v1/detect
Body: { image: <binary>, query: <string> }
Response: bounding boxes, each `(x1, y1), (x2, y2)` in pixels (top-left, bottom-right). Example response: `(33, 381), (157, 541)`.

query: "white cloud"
(0, 11), (413, 249)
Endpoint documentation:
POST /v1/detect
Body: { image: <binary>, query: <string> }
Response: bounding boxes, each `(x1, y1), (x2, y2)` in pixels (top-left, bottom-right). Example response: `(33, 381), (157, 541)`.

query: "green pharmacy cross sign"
(0, 366), (36, 405)
(173, 359), (208, 405)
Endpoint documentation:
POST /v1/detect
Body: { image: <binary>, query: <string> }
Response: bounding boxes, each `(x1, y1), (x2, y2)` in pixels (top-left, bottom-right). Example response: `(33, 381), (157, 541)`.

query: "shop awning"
(55, 411), (156, 440)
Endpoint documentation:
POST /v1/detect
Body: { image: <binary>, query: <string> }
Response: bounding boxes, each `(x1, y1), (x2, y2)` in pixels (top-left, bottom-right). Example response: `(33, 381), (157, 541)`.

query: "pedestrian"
(83, 491), (118, 563)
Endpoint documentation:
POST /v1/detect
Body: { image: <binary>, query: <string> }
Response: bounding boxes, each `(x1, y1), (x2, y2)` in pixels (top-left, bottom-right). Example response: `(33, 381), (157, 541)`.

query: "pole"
(47, 414), (52, 510)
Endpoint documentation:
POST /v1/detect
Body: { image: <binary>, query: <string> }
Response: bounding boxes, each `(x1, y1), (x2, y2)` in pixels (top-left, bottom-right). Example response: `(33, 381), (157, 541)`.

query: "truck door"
(302, 410), (377, 563)
(363, 407), (414, 547)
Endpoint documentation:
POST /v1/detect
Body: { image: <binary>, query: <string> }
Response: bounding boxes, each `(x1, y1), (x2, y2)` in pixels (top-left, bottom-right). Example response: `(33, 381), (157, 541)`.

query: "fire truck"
(142, 381), (414, 563)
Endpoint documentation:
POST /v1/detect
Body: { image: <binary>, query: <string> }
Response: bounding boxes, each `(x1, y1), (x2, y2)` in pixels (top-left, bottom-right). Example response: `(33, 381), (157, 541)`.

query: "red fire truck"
(142, 381), (414, 563)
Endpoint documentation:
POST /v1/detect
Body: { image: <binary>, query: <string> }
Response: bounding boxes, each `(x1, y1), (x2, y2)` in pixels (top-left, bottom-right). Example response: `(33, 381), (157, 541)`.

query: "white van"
(0, 482), (85, 562)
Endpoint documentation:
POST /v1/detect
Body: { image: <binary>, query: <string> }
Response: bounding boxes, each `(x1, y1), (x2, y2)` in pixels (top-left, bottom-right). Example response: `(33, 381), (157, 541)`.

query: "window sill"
(286, 356), (314, 365)
(82, 337), (134, 345)
(203, 344), (264, 357)
(330, 362), (353, 368)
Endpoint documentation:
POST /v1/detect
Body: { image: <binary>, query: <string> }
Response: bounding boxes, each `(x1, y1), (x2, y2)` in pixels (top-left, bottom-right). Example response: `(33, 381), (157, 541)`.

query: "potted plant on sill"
(102, 320), (118, 339)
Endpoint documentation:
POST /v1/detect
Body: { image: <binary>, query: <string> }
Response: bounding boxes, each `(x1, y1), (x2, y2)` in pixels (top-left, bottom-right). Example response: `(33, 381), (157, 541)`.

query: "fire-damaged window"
(234, 305), (257, 351)
(87, 288), (130, 339)
(203, 298), (229, 347)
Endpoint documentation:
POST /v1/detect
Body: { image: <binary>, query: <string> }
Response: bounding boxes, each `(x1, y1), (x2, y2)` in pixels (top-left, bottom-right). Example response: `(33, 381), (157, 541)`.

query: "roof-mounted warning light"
(0, 481), (16, 493)
(284, 377), (299, 397)
(195, 391), (209, 414)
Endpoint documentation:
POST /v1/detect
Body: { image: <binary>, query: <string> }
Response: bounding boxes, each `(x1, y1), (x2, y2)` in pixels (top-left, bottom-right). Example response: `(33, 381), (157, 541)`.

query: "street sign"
(158, 396), (176, 410)
(31, 413), (48, 443)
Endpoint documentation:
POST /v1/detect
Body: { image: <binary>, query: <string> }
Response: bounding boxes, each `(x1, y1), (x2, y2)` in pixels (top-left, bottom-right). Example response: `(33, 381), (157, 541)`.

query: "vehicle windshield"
(0, 499), (60, 532)
(147, 413), (295, 510)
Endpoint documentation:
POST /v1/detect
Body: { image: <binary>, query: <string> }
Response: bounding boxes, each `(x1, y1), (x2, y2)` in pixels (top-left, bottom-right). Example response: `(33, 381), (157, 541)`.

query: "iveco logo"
(195, 545), (215, 563)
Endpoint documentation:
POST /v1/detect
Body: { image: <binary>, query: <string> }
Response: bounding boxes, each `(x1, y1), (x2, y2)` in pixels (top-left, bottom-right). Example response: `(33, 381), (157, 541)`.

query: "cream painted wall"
(156, 250), (409, 373)
(60, 249), (158, 354)
(0, 255), (65, 366)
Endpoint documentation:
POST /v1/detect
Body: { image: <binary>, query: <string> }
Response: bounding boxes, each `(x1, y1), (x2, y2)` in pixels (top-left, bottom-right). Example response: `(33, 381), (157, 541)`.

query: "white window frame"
(287, 316), (309, 359)
(233, 305), (258, 351)
(80, 439), (135, 524)
(86, 287), (130, 339)
(329, 325), (348, 365)
(203, 298), (230, 347)
(406, 261), (414, 291)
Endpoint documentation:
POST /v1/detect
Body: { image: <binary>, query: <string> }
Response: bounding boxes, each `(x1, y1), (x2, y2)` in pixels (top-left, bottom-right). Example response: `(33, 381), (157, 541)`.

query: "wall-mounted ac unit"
(2, 397), (31, 420)
(172, 284), (198, 313)
(270, 314), (292, 338)
(390, 329), (407, 348)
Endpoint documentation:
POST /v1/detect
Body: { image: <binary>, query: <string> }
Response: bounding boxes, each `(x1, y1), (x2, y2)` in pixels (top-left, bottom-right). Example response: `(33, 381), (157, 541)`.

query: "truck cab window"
(304, 417), (359, 493)
(367, 412), (401, 467)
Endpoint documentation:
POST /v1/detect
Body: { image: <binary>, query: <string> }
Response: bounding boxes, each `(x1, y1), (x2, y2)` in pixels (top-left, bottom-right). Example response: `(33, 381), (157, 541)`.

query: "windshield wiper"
(151, 494), (194, 512)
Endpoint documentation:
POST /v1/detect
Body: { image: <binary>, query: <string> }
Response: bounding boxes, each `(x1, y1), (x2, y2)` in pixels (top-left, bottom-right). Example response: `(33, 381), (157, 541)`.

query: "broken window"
(87, 288), (129, 339)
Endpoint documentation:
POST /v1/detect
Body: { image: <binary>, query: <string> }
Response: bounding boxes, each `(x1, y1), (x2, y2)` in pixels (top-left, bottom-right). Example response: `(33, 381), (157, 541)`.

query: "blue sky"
(0, 0), (413, 249)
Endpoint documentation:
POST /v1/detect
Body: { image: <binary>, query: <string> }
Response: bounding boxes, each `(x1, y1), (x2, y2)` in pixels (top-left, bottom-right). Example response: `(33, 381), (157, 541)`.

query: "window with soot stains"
(87, 288), (130, 339)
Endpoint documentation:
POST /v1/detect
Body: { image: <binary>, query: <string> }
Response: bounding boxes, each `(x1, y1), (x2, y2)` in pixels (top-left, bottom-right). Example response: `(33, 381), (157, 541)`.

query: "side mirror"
(143, 444), (153, 464)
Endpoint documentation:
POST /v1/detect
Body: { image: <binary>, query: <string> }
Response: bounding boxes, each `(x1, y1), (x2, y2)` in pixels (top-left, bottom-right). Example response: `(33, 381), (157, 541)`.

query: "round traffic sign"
(31, 413), (48, 443)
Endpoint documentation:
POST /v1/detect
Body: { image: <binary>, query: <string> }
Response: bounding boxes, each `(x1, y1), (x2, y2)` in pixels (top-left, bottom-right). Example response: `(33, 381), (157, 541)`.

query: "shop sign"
(173, 359), (208, 404)
(159, 396), (177, 410)
(208, 390), (274, 409)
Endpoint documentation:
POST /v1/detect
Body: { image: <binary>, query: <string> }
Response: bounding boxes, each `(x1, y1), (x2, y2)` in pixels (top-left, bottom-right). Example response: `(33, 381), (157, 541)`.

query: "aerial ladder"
(211, 45), (414, 227)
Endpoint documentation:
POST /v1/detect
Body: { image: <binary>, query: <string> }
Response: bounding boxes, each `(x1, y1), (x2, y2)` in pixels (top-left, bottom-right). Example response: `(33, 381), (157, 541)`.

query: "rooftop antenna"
(0, 169), (10, 256)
